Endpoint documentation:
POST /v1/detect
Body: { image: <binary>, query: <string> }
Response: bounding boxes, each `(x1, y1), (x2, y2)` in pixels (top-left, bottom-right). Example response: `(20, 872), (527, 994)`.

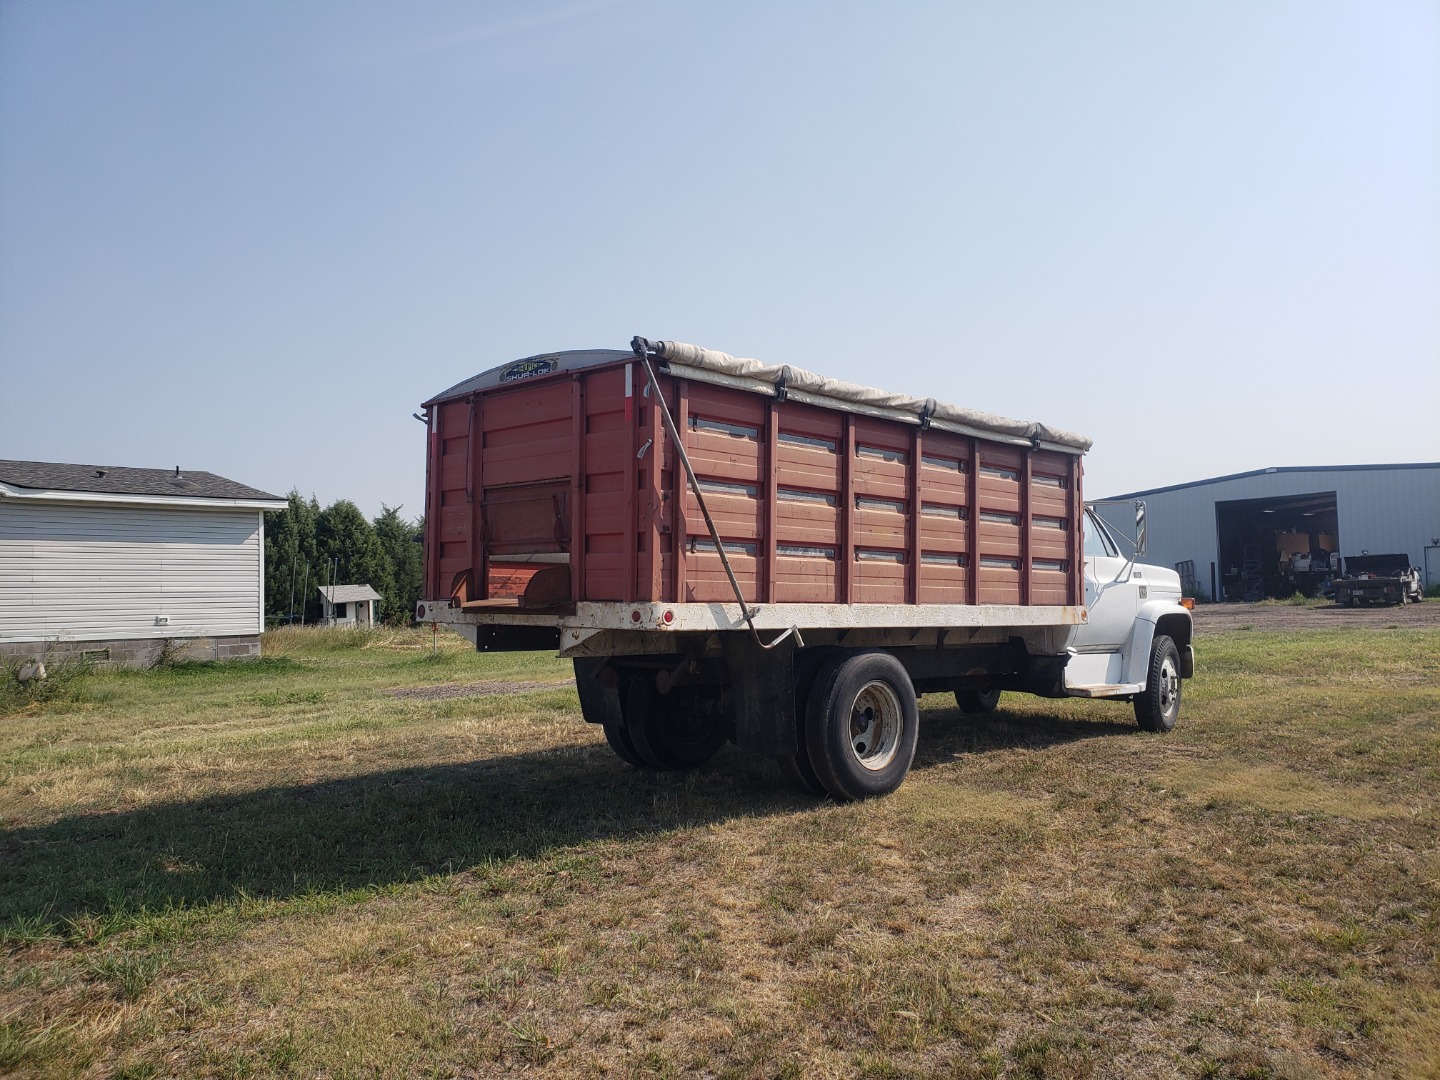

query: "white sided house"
(318, 584), (382, 627)
(0, 460), (286, 667)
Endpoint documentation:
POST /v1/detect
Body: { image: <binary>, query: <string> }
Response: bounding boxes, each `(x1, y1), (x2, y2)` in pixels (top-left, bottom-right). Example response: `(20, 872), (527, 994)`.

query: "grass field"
(2, 623), (1437, 1078)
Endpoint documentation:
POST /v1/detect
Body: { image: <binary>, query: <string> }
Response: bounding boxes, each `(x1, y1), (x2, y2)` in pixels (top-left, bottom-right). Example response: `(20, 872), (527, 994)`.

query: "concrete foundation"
(0, 635), (262, 669)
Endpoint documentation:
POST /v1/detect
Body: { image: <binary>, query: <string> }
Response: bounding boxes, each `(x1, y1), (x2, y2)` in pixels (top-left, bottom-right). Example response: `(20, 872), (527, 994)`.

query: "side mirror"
(1134, 500), (1147, 559)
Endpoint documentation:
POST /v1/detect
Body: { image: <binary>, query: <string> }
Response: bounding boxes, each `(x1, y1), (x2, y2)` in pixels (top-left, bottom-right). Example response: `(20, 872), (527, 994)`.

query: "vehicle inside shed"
(1215, 491), (1339, 600)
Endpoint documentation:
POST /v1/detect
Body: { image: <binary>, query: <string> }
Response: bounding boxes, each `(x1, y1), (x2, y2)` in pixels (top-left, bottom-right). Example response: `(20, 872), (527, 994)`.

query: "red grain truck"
(417, 338), (1193, 799)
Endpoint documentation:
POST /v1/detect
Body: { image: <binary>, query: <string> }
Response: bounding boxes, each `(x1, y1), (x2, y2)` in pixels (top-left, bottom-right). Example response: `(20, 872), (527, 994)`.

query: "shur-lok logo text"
(500, 357), (559, 382)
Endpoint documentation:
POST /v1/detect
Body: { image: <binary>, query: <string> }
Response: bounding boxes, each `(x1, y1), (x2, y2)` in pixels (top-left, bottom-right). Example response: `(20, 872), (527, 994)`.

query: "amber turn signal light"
(1181, 597), (1195, 610)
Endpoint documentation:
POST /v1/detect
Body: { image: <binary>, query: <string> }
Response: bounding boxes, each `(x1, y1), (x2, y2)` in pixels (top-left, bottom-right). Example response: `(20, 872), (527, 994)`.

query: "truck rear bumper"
(1334, 581), (1407, 604)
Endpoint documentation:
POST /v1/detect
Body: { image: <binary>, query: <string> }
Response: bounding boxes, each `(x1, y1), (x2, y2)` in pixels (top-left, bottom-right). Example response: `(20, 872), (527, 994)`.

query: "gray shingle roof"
(319, 584), (383, 603)
(0, 460), (282, 501)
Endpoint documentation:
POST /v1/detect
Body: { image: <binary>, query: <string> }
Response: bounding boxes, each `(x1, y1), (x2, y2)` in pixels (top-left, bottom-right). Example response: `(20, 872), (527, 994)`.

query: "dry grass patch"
(1, 625), (1437, 1077)
(1159, 761), (1418, 821)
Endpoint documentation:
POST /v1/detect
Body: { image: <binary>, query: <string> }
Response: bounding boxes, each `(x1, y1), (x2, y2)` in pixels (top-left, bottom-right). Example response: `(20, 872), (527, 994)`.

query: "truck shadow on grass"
(914, 702), (1137, 768)
(0, 707), (1134, 938)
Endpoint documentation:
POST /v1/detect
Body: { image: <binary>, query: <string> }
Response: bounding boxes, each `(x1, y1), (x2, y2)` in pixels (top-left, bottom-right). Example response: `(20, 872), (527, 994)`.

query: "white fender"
(1122, 601), (1193, 687)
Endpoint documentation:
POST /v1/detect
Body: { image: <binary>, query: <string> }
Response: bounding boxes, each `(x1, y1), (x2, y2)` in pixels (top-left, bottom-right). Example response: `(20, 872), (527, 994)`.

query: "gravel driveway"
(1192, 598), (1438, 632)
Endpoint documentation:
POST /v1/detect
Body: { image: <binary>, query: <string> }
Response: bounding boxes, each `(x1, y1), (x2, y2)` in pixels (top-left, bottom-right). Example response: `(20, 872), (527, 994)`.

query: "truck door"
(1073, 508), (1138, 652)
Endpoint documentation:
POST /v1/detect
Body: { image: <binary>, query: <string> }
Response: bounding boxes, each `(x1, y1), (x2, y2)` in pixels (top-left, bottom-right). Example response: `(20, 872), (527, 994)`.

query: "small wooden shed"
(318, 584), (382, 627)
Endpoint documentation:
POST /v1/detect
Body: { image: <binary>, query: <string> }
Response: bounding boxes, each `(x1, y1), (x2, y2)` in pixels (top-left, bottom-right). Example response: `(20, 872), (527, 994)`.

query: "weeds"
(1257, 592), (1328, 607)
(84, 951), (165, 1001)
(263, 624), (392, 654)
(0, 654), (91, 715)
(142, 656), (299, 680)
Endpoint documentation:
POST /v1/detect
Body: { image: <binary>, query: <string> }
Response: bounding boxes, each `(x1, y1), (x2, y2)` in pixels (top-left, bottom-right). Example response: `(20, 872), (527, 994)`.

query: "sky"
(1, 0), (1436, 519)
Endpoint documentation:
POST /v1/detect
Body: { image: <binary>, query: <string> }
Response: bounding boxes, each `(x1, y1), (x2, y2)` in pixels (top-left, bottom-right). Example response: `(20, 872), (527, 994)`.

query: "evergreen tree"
(373, 505), (424, 624)
(263, 491), (320, 623)
(315, 500), (393, 620)
(263, 495), (426, 627)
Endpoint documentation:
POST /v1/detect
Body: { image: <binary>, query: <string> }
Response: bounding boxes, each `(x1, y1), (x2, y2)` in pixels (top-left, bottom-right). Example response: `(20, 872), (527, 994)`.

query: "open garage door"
(1215, 491), (1339, 601)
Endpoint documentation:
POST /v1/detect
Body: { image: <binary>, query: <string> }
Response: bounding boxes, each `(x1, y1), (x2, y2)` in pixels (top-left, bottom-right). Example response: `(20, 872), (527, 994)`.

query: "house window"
(335, 602), (348, 620)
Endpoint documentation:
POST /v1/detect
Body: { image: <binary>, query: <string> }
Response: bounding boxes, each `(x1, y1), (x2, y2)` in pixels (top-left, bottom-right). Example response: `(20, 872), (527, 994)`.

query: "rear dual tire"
(616, 679), (729, 771)
(579, 660), (729, 771)
(773, 651), (829, 796)
(775, 740), (827, 796)
(602, 721), (646, 767)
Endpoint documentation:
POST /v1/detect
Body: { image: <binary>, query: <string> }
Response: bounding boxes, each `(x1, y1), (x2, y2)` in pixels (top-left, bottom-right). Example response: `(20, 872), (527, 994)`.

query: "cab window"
(1083, 510), (1119, 558)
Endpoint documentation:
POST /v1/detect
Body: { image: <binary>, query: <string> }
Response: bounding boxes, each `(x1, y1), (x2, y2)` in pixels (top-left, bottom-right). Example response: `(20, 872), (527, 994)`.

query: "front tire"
(804, 651), (919, 800)
(1134, 634), (1181, 733)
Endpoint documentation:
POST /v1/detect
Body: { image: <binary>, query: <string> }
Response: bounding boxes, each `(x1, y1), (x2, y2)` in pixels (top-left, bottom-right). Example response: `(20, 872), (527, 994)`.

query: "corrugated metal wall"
(0, 502), (264, 643)
(1095, 466), (1440, 596)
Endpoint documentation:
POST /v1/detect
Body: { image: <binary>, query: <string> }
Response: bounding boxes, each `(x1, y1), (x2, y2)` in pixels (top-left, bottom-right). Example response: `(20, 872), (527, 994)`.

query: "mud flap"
(474, 625), (562, 652)
(721, 636), (798, 756)
(572, 657), (624, 727)
(1023, 652), (1071, 698)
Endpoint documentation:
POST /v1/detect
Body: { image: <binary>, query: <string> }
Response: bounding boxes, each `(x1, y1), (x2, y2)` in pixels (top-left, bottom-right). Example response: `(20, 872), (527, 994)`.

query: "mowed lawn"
(1, 623), (1437, 1079)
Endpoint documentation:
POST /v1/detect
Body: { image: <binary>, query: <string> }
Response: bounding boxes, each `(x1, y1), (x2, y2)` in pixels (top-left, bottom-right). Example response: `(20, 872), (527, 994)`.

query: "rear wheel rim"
(848, 681), (902, 771)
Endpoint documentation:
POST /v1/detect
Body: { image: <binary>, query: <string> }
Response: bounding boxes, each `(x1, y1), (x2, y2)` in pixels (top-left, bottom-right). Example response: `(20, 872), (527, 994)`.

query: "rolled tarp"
(651, 340), (1092, 453)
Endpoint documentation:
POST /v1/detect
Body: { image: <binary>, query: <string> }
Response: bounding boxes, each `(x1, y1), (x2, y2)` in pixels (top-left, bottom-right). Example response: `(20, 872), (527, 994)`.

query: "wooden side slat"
(642, 378), (666, 601)
(909, 428), (922, 603)
(1072, 457), (1085, 606)
(582, 367), (629, 601)
(570, 377), (585, 604)
(967, 437), (980, 603)
(623, 363), (637, 602)
(764, 399), (778, 603)
(842, 415), (855, 604)
(1020, 446), (1032, 605)
(471, 396), (486, 599)
(673, 380), (689, 605)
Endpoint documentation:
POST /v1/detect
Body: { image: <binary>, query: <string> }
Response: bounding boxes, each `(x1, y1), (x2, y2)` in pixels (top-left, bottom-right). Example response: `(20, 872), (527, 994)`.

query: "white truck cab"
(1064, 503), (1194, 731)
